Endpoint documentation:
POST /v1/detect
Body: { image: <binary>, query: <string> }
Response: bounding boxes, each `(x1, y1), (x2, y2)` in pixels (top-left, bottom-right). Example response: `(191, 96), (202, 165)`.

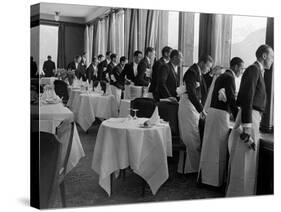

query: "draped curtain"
(261, 17), (274, 132)
(92, 20), (99, 58)
(124, 9), (131, 59)
(137, 9), (148, 54)
(115, 10), (125, 58)
(155, 10), (169, 59)
(108, 12), (116, 54)
(128, 9), (138, 62)
(57, 23), (66, 68)
(145, 10), (160, 49)
(84, 25), (93, 67)
(199, 13), (232, 67)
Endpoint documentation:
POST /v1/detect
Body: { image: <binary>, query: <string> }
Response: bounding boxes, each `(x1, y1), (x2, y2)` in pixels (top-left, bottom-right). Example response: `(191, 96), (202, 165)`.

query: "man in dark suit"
(43, 55), (56, 77)
(86, 57), (99, 84)
(135, 47), (155, 86)
(98, 51), (111, 81)
(150, 46), (172, 101)
(158, 49), (182, 101)
(111, 56), (127, 90)
(226, 45), (274, 197)
(30, 56), (38, 78)
(106, 54), (117, 83)
(67, 55), (81, 78)
(120, 50), (143, 85)
(97, 54), (104, 64)
(79, 54), (87, 81)
(203, 69), (214, 91)
(183, 55), (213, 141)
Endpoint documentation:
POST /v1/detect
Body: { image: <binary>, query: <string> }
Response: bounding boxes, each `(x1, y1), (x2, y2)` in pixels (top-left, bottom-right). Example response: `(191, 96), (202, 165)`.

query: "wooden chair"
(158, 101), (187, 174)
(54, 80), (69, 104)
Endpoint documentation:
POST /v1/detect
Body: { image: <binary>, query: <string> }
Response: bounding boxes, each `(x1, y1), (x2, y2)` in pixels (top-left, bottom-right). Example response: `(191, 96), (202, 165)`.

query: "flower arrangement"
(56, 69), (76, 85)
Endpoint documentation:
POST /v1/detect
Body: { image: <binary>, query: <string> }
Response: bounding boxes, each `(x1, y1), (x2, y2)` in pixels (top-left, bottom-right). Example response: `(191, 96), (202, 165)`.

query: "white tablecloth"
(68, 89), (118, 132)
(38, 102), (85, 174)
(92, 117), (172, 196)
(119, 99), (131, 117)
(39, 77), (58, 86)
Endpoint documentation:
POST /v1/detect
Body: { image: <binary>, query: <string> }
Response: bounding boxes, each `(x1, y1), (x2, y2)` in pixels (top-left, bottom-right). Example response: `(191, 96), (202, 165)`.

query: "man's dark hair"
(106, 51), (112, 56)
(145, 47), (155, 56)
(230, 57), (244, 68)
(110, 54), (117, 60)
(256, 44), (272, 59)
(199, 55), (213, 64)
(47, 55), (51, 59)
(170, 50), (180, 60)
(75, 55), (80, 60)
(161, 46), (172, 57)
(120, 56), (127, 63)
(134, 50), (143, 57)
(98, 54), (104, 60)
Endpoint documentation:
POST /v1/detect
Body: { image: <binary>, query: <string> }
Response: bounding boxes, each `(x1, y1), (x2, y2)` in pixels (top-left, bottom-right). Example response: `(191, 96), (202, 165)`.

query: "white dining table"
(67, 88), (118, 132)
(92, 117), (172, 196)
(38, 102), (85, 174)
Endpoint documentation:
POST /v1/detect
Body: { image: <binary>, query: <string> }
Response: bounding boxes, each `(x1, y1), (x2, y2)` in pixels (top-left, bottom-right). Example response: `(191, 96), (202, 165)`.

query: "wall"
(64, 24), (85, 66)
(30, 26), (40, 69)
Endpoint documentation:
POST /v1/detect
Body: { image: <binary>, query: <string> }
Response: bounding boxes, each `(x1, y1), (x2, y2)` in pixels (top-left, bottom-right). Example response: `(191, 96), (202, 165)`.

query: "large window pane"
(168, 11), (179, 49)
(39, 25), (58, 73)
(231, 15), (266, 91)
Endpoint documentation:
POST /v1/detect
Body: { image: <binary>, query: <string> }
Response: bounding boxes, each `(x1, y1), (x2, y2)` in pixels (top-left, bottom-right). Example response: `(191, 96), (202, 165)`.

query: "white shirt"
(171, 63), (178, 75)
(133, 62), (138, 76)
(75, 62), (78, 69)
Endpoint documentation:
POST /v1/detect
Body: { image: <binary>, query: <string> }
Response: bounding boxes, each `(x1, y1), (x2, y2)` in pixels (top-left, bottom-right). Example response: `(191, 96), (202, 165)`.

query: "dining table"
(32, 101), (85, 174)
(67, 88), (118, 132)
(92, 117), (172, 196)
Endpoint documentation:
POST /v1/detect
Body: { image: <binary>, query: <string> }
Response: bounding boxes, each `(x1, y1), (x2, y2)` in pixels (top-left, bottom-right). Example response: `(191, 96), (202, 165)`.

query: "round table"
(92, 117), (172, 196)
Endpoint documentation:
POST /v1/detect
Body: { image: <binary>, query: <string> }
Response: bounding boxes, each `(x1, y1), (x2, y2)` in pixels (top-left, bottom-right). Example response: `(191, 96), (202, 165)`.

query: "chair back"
(131, 98), (156, 118)
(158, 101), (179, 137)
(37, 131), (61, 209)
(54, 80), (69, 104)
(124, 85), (143, 99)
(55, 120), (74, 176)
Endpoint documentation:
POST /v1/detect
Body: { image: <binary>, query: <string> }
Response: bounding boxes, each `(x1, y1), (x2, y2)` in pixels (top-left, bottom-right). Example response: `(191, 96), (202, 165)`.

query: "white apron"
(177, 94), (201, 173)
(226, 109), (261, 197)
(110, 85), (122, 108)
(198, 107), (230, 186)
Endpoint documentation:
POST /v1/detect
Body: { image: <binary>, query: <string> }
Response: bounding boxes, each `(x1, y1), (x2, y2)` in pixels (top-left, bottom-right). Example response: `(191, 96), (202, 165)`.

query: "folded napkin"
(218, 88), (227, 102)
(94, 82), (102, 93)
(176, 85), (186, 97)
(144, 106), (160, 126)
(41, 85), (60, 103)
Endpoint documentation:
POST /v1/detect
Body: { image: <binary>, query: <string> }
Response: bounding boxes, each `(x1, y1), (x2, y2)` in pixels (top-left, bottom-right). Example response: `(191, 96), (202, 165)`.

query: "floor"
(53, 122), (225, 209)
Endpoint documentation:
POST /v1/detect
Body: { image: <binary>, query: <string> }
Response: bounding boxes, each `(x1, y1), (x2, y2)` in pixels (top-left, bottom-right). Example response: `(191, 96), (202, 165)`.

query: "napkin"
(148, 106), (160, 125)
(176, 85), (186, 97)
(218, 88), (227, 102)
(41, 85), (60, 103)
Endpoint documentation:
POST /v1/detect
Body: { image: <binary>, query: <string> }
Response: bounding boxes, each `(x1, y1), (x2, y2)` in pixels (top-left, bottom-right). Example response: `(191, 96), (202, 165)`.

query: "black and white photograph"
(28, 0), (275, 210)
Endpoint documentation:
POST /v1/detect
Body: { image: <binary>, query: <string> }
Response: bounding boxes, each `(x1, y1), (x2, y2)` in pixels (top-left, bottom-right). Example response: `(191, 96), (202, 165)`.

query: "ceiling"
(31, 2), (110, 23)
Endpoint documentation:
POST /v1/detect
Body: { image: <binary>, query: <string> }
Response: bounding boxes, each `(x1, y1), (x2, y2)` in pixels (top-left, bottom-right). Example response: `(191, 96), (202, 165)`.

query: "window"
(168, 11), (179, 49)
(39, 25), (58, 73)
(231, 15), (267, 90)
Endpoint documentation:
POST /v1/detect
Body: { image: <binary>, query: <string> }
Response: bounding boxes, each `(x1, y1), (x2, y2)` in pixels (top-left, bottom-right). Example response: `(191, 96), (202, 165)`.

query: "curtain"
(108, 12), (116, 54)
(261, 17), (274, 132)
(178, 12), (195, 66)
(137, 9), (148, 54)
(128, 9), (138, 62)
(145, 10), (160, 49)
(198, 13), (232, 67)
(124, 9), (131, 58)
(115, 10), (125, 58)
(105, 16), (109, 52)
(57, 23), (66, 68)
(99, 19), (106, 55)
(155, 10), (169, 59)
(84, 25), (90, 67)
(92, 21), (99, 58)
